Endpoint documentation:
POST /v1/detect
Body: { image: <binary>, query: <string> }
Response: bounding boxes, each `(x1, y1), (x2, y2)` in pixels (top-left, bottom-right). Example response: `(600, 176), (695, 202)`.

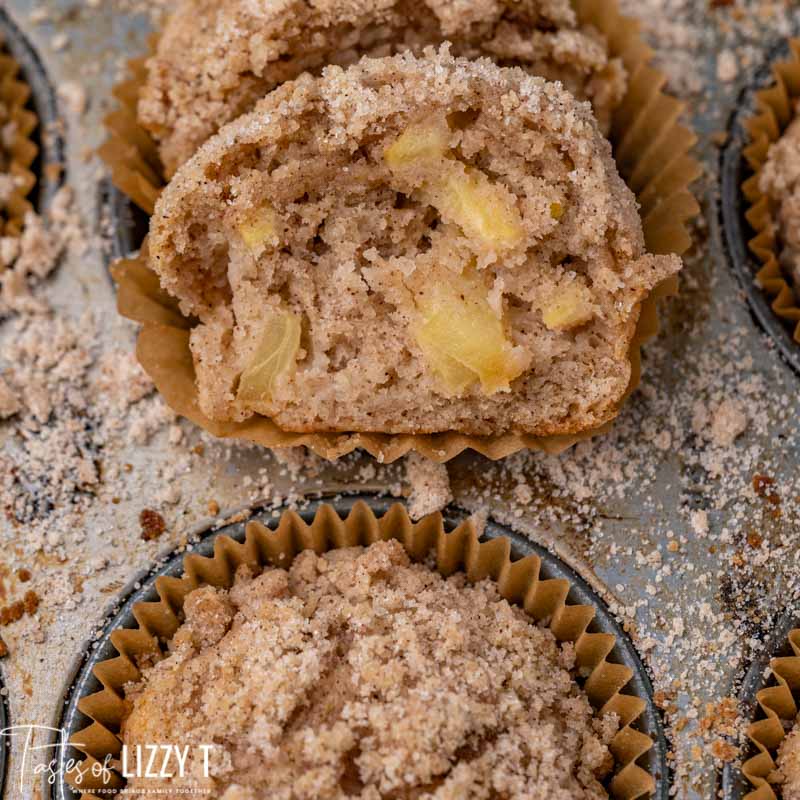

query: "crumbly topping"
(405, 453), (452, 519)
(140, 0), (625, 175)
(122, 540), (617, 799)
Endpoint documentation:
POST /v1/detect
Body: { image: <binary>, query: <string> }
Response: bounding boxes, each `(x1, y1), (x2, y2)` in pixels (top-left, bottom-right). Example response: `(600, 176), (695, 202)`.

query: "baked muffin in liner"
(102, 0), (700, 462)
(740, 39), (800, 346)
(65, 501), (659, 799)
(0, 32), (37, 238)
(742, 627), (800, 799)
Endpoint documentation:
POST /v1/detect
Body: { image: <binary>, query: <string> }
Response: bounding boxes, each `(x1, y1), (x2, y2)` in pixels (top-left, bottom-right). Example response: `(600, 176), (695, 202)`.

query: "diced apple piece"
(424, 162), (524, 250)
(384, 119), (450, 171)
(550, 202), (564, 220)
(542, 283), (595, 331)
(237, 309), (301, 408)
(238, 204), (280, 252)
(415, 324), (477, 396)
(415, 269), (529, 395)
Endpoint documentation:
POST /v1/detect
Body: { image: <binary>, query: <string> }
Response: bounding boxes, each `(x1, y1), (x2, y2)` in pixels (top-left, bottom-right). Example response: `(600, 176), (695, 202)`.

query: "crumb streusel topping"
(122, 539), (618, 799)
(139, 0), (627, 175)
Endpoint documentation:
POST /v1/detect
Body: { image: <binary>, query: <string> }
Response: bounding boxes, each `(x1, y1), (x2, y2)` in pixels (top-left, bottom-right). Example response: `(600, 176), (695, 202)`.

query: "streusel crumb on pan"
(140, 0), (627, 176)
(121, 540), (618, 799)
(148, 49), (680, 437)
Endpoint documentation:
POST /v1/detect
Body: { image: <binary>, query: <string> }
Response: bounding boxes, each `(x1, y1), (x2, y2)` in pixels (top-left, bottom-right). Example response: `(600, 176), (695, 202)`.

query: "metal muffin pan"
(722, 611), (798, 799)
(720, 38), (800, 378)
(51, 494), (668, 800)
(0, 6), (63, 216)
(0, 10), (57, 795)
(0, 675), (8, 800)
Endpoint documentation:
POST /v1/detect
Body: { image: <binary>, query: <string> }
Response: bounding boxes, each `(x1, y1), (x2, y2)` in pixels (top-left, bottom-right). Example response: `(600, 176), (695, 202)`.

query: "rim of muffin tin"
(720, 37), (800, 379)
(49, 493), (669, 800)
(720, 610), (799, 799)
(103, 177), (148, 264)
(0, 671), (7, 799)
(0, 7), (63, 216)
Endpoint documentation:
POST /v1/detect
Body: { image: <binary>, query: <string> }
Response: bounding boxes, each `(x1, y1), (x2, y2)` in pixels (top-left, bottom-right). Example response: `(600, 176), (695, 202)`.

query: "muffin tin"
(720, 38), (800, 376)
(722, 612), (799, 799)
(51, 495), (668, 800)
(0, 6), (63, 218)
(5, 2), (800, 799)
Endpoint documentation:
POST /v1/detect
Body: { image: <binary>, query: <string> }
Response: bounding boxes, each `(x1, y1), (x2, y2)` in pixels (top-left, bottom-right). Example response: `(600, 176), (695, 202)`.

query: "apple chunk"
(414, 268), (529, 395)
(237, 309), (301, 410)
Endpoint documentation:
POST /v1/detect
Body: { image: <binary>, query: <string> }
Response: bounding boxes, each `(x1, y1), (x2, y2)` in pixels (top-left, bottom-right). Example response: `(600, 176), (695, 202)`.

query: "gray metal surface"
(51, 495), (668, 800)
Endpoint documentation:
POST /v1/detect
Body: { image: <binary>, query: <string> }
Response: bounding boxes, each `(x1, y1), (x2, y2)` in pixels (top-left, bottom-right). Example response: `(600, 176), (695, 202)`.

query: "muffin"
(0, 45), (37, 237)
(148, 49), (681, 437)
(121, 539), (619, 799)
(758, 112), (800, 294)
(778, 720), (800, 800)
(140, 0), (627, 177)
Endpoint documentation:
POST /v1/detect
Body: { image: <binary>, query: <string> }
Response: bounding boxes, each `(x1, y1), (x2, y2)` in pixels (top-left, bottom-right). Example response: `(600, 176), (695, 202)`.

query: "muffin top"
(122, 539), (617, 799)
(139, 0), (626, 175)
(148, 49), (680, 437)
(759, 113), (800, 291)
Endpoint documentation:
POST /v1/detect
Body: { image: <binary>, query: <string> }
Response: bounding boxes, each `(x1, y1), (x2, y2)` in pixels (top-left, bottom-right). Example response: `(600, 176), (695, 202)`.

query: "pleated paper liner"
(741, 628), (800, 799)
(102, 0), (700, 462)
(0, 32), (37, 237)
(741, 39), (800, 346)
(65, 501), (659, 799)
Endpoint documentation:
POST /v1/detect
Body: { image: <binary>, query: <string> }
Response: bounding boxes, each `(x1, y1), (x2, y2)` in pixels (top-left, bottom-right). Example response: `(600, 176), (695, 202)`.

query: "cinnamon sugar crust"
(148, 50), (680, 437)
(139, 0), (627, 176)
(121, 540), (618, 799)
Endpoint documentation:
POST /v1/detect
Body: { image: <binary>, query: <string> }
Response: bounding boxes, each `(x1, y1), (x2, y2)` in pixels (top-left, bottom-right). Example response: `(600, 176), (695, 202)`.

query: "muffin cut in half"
(121, 539), (619, 800)
(139, 0), (627, 176)
(148, 49), (681, 437)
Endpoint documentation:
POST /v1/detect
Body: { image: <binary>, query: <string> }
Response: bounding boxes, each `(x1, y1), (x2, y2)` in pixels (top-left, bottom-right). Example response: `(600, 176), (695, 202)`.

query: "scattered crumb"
(404, 453), (452, 520)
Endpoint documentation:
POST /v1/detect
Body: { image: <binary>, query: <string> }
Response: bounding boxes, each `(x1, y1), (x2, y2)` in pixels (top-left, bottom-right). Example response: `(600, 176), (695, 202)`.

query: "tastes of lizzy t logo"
(0, 725), (215, 795)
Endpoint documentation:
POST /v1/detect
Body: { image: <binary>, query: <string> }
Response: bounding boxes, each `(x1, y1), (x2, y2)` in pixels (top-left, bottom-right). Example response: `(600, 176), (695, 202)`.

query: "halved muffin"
(139, 0), (627, 176)
(148, 49), (681, 437)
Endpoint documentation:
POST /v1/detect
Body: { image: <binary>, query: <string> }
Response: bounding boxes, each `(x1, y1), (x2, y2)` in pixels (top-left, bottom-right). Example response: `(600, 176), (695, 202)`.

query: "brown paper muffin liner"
(102, 0), (700, 463)
(0, 34), (37, 238)
(741, 39), (800, 345)
(66, 501), (658, 799)
(742, 628), (800, 799)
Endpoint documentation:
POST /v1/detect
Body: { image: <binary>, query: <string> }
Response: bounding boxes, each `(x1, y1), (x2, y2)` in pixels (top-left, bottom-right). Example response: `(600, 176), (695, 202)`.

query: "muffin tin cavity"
(722, 611), (799, 799)
(720, 39), (800, 378)
(52, 495), (668, 800)
(0, 7), (63, 217)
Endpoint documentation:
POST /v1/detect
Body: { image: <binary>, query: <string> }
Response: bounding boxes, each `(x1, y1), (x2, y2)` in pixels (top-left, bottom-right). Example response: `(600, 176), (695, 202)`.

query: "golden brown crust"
(139, 0), (626, 175)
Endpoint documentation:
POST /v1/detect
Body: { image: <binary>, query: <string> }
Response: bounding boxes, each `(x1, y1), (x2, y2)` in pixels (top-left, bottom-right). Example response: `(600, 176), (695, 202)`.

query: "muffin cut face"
(139, 0), (627, 176)
(148, 50), (681, 436)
